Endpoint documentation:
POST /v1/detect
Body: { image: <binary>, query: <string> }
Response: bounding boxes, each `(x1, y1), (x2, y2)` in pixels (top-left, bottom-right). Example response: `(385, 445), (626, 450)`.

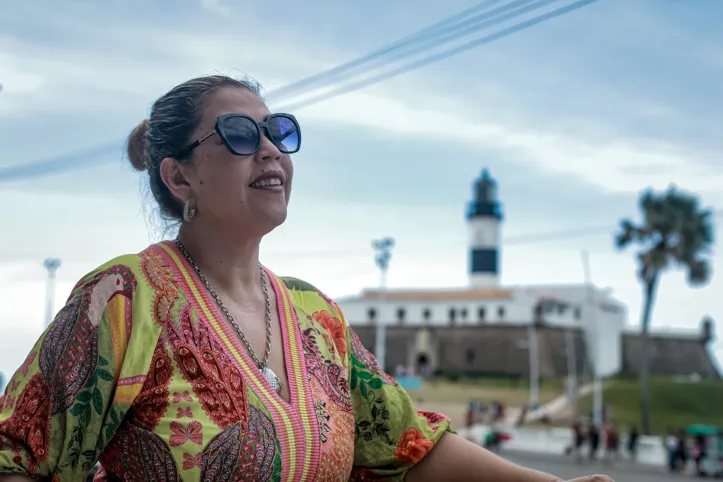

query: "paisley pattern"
(166, 303), (249, 430)
(0, 242), (451, 481)
(133, 340), (173, 431)
(235, 406), (278, 481)
(0, 374), (51, 463)
(301, 326), (353, 412)
(38, 296), (95, 416)
(198, 422), (243, 481)
(100, 423), (180, 482)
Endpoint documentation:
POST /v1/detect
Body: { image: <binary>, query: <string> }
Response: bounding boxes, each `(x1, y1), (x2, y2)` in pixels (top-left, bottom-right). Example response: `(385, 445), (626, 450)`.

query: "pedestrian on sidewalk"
(626, 425), (639, 463)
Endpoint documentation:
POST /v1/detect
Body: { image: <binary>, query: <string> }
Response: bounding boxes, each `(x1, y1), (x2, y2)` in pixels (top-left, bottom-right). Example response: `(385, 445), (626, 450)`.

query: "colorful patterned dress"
(0, 241), (452, 481)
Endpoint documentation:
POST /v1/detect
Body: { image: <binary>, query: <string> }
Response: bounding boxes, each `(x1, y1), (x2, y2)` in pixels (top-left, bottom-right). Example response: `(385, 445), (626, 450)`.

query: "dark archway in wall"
(416, 353), (430, 377)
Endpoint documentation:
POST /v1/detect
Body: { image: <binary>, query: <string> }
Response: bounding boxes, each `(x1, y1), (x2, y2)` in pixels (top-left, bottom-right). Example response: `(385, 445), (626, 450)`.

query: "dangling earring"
(183, 198), (196, 223)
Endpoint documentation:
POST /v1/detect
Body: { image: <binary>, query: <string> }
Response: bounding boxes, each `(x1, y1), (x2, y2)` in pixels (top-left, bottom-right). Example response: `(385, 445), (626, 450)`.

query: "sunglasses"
(173, 113), (301, 159)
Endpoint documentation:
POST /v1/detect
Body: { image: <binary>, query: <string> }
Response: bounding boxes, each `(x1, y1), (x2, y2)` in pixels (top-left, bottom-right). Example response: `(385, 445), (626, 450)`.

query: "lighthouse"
(466, 169), (503, 287)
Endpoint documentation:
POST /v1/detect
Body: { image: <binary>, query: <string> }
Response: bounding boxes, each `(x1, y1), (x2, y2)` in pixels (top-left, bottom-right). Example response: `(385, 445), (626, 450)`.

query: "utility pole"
(43, 258), (62, 327)
(372, 237), (395, 372)
(527, 323), (540, 408)
(565, 326), (579, 418)
(581, 250), (603, 425)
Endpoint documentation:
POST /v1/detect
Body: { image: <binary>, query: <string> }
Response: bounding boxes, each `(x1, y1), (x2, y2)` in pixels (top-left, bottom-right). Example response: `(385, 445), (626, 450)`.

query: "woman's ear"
(159, 157), (192, 204)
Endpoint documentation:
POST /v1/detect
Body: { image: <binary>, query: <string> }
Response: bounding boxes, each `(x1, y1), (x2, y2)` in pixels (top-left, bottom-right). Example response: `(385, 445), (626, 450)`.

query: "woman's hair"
(127, 75), (262, 221)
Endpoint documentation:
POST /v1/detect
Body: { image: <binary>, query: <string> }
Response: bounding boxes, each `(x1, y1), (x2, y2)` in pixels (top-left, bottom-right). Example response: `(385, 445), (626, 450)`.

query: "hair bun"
(127, 119), (150, 171)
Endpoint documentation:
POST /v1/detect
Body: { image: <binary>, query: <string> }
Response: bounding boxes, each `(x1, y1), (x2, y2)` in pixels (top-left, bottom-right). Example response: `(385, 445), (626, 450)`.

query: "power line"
(269, 0), (548, 101)
(263, 223), (616, 259)
(3, 207), (719, 263)
(0, 0), (598, 183)
(0, 140), (122, 182)
(277, 0), (600, 112)
(266, 207), (723, 259)
(0, 0), (549, 181)
(0, 223), (634, 262)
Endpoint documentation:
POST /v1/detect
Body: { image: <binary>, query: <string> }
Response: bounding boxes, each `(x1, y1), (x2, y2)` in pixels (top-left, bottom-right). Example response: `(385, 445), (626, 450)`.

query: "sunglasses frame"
(173, 113), (301, 159)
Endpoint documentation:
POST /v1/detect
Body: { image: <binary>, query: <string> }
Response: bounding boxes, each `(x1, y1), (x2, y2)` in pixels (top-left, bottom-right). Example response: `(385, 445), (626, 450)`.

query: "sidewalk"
(503, 449), (670, 476)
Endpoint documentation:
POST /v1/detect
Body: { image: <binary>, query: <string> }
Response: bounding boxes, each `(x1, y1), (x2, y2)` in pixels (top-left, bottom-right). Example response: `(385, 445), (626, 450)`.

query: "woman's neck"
(177, 224), (263, 299)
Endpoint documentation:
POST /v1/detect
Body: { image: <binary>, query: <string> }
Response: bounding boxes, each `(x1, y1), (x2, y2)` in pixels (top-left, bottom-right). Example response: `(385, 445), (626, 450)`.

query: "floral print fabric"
(0, 241), (451, 481)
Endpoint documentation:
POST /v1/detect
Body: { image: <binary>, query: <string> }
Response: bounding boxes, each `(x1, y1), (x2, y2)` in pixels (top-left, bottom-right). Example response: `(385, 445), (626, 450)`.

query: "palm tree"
(616, 186), (714, 434)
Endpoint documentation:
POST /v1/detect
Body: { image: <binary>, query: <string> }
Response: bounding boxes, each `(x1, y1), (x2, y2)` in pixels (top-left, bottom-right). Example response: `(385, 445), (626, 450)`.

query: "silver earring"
(183, 198), (196, 223)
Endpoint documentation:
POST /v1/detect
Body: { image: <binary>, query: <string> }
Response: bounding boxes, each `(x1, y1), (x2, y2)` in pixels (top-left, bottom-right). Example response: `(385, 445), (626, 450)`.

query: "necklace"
(175, 238), (282, 395)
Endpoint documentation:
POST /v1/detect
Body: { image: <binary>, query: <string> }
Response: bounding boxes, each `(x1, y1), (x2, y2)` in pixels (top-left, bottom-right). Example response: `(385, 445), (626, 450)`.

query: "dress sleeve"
(338, 308), (453, 481)
(0, 257), (157, 480)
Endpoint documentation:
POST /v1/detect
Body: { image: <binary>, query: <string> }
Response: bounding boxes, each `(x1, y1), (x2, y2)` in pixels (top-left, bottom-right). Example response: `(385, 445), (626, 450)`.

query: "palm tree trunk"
(639, 273), (659, 435)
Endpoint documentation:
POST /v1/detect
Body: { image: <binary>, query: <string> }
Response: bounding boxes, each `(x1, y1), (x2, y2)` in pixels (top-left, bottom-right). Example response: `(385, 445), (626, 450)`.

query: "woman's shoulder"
(69, 243), (169, 300)
(278, 276), (345, 319)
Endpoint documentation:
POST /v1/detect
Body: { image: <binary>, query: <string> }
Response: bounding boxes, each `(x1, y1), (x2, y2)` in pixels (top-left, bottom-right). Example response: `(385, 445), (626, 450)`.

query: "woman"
(0, 75), (613, 482)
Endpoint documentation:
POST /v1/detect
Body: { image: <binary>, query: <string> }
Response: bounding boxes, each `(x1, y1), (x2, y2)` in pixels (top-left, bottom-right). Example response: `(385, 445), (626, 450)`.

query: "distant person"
(567, 420), (585, 463)
(626, 425), (639, 462)
(0, 74), (615, 482)
(676, 429), (689, 473)
(664, 428), (679, 472)
(693, 434), (707, 476)
(673, 429), (689, 473)
(588, 423), (601, 461)
(516, 404), (529, 428)
(467, 400), (476, 428)
(603, 422), (619, 464)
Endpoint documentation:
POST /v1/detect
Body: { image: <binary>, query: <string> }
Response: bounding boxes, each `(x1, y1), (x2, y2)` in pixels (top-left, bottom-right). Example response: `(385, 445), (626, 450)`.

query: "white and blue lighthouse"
(467, 169), (503, 287)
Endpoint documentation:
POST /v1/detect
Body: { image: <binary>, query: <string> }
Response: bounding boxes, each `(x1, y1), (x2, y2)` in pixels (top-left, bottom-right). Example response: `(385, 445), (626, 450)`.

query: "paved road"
(503, 450), (684, 481)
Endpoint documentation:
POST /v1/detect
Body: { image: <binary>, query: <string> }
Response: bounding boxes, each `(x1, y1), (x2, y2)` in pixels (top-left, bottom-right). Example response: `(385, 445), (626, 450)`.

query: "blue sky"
(1, 0), (722, 377)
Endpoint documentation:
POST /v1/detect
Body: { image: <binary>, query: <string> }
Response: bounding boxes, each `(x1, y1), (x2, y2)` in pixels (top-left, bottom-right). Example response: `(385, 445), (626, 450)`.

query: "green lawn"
(413, 377), (565, 428)
(578, 377), (723, 434)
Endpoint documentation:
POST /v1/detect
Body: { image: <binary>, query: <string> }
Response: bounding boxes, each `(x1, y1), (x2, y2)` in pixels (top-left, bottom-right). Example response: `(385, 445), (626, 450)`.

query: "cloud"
(2, 0), (721, 200)
(296, 88), (723, 196)
(0, 3), (338, 122)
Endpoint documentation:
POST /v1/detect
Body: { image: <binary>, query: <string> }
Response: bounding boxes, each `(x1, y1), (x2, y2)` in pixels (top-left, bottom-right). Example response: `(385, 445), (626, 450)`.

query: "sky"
(1, 0), (722, 378)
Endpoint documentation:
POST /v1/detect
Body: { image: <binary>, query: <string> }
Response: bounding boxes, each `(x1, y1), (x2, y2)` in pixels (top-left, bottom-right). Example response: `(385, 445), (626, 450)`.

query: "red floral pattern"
(415, 410), (451, 430)
(394, 428), (434, 464)
(312, 310), (348, 359)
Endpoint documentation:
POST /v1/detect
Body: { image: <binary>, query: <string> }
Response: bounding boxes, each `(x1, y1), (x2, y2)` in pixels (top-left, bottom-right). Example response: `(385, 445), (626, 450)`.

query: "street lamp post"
(565, 326), (579, 417)
(527, 323), (540, 408)
(581, 250), (603, 425)
(372, 237), (395, 372)
(43, 258), (62, 327)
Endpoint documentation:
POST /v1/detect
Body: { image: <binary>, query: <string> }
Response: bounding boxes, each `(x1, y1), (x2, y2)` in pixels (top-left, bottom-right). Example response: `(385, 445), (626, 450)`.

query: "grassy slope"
(578, 377), (723, 434)
(413, 377), (564, 428)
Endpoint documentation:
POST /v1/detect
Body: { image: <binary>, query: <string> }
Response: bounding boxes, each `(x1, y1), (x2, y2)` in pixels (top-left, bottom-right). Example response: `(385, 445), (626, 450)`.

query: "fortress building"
(338, 170), (719, 380)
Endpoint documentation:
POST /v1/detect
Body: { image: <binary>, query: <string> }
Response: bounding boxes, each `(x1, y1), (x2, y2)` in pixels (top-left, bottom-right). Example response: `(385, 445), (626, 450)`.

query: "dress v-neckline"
(157, 241), (309, 411)
(154, 241), (322, 482)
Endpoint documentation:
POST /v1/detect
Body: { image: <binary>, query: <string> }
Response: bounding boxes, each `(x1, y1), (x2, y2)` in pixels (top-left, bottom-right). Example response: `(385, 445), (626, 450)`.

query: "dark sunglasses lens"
(223, 116), (259, 155)
(268, 116), (300, 153)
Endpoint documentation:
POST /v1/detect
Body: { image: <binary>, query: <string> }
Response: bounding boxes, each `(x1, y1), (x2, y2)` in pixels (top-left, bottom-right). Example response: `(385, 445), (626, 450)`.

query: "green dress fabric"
(0, 241), (452, 481)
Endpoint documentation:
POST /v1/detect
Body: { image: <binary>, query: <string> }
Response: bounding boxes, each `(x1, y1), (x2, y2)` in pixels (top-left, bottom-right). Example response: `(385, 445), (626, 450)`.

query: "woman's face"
(169, 86), (294, 238)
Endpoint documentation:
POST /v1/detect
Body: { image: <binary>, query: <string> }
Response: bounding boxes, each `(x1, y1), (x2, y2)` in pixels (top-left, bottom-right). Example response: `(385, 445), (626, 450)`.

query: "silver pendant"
(262, 366), (282, 395)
